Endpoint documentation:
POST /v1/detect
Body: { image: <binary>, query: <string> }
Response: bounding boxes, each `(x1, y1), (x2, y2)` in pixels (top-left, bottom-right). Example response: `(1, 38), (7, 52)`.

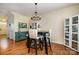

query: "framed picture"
(18, 22), (27, 28)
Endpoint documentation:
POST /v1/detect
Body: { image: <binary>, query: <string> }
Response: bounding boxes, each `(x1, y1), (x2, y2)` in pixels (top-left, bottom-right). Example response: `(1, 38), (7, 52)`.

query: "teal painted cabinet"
(15, 31), (28, 41)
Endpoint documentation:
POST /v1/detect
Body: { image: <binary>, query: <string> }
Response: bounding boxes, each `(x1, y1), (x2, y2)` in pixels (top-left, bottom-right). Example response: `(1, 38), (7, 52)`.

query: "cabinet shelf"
(65, 32), (69, 33)
(65, 38), (69, 40)
(72, 32), (78, 34)
(72, 24), (78, 26)
(65, 25), (69, 26)
(72, 40), (78, 43)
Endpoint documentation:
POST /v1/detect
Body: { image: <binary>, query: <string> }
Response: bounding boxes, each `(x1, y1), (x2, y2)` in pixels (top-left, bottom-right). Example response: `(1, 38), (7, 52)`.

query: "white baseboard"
(51, 40), (64, 45)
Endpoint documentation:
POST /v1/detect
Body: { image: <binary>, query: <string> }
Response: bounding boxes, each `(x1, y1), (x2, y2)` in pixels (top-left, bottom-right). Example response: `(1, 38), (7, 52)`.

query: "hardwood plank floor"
(0, 39), (79, 55)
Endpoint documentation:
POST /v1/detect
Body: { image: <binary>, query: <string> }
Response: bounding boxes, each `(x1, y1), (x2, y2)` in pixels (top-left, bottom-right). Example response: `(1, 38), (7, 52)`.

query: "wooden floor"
(0, 39), (79, 55)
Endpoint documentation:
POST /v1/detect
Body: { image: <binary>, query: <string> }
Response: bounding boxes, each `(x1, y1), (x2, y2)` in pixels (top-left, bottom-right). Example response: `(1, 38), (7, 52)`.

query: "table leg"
(44, 37), (48, 55)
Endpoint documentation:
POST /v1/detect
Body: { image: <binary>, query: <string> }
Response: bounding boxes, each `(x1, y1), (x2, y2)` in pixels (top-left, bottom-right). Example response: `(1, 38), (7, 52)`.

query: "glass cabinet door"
(72, 25), (78, 32)
(72, 41), (78, 50)
(72, 34), (78, 41)
(72, 16), (78, 24)
(65, 33), (69, 39)
(65, 26), (69, 32)
(65, 40), (69, 46)
(65, 19), (69, 25)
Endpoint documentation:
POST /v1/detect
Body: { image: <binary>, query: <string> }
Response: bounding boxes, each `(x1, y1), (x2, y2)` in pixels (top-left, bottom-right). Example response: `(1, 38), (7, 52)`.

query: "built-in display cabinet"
(64, 15), (79, 52)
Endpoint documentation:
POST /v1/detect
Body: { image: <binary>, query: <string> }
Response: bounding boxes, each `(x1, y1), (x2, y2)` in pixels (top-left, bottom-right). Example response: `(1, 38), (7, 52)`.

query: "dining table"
(27, 29), (49, 55)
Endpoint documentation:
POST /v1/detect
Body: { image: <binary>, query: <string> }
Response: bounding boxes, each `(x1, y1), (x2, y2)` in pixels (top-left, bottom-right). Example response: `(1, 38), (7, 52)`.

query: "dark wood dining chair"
(45, 30), (52, 51)
(40, 30), (52, 54)
(27, 29), (43, 55)
(38, 30), (52, 54)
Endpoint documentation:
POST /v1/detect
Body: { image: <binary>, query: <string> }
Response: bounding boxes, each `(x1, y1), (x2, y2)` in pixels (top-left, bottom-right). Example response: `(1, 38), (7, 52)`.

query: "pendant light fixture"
(31, 3), (41, 21)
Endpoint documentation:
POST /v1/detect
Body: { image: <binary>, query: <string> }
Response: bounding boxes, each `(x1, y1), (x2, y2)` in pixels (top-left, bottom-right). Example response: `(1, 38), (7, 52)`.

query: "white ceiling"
(0, 3), (78, 16)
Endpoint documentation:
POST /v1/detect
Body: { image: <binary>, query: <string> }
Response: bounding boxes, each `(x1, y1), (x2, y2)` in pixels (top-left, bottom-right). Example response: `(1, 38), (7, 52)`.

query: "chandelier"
(31, 3), (41, 21)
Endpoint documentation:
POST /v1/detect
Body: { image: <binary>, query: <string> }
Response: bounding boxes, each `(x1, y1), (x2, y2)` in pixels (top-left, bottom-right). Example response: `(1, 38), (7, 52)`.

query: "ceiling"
(0, 3), (78, 16)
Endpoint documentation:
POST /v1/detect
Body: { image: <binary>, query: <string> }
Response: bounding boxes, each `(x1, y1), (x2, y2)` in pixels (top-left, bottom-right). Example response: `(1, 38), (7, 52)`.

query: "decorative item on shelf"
(31, 3), (41, 21)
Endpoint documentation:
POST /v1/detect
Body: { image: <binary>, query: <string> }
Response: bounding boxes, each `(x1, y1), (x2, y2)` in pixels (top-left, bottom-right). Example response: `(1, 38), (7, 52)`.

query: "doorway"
(0, 16), (8, 39)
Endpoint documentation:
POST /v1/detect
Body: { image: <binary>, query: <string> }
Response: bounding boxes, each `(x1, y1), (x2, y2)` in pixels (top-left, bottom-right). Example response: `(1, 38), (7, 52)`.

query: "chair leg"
(35, 40), (37, 55)
(41, 42), (43, 50)
(28, 39), (31, 53)
(28, 47), (30, 53)
(39, 39), (41, 50)
(39, 39), (43, 50)
(48, 38), (52, 51)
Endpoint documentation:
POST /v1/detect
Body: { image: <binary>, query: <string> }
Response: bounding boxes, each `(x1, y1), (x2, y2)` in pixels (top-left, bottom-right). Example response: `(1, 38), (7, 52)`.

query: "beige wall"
(12, 12), (29, 32)
(40, 5), (79, 44)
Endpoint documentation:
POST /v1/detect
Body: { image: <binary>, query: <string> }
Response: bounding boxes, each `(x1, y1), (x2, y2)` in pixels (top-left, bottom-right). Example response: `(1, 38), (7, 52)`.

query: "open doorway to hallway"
(0, 16), (9, 54)
(0, 16), (8, 39)
(0, 14), (14, 54)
